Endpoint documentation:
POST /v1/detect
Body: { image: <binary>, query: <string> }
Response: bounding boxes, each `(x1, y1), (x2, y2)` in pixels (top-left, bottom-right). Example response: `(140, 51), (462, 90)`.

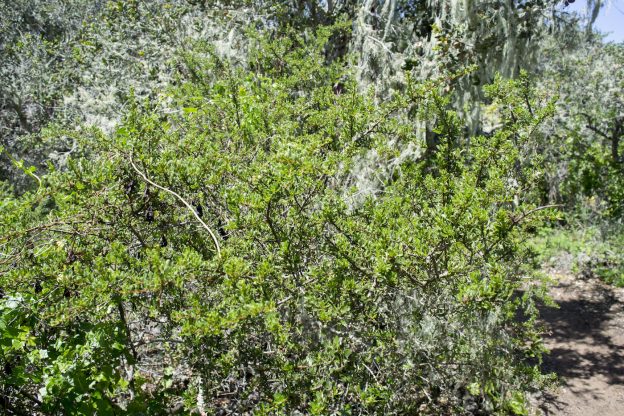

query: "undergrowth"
(532, 209), (624, 287)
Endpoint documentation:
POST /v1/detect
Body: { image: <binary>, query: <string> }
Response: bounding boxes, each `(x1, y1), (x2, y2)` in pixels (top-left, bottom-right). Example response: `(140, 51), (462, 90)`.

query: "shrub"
(0, 29), (554, 415)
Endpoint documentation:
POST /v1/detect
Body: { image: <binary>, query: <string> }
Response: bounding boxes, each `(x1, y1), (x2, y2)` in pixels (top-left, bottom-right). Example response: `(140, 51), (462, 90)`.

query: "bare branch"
(129, 156), (221, 258)
(512, 204), (563, 225)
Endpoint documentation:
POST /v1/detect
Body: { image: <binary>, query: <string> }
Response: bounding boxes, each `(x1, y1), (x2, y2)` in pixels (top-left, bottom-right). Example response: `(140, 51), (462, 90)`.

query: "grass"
(531, 220), (624, 287)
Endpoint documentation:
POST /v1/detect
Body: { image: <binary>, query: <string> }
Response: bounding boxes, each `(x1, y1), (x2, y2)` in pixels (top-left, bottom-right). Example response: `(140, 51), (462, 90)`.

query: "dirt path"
(535, 272), (624, 415)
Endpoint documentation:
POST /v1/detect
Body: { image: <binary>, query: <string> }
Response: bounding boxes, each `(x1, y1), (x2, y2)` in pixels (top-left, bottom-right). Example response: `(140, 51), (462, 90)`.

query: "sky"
(565, 0), (624, 43)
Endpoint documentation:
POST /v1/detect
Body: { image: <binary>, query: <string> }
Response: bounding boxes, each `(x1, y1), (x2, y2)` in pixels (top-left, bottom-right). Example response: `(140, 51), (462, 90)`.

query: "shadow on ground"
(539, 281), (624, 385)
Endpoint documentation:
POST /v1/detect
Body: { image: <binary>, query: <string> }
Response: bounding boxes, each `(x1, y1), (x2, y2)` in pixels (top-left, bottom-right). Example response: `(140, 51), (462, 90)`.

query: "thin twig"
(128, 156), (221, 257)
(511, 204), (563, 225)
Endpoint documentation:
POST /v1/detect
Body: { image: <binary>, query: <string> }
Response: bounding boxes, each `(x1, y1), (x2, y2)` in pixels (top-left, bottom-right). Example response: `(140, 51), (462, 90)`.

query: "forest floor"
(532, 270), (624, 415)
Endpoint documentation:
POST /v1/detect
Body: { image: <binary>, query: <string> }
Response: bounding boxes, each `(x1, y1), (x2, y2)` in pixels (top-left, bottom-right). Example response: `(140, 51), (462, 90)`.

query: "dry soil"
(535, 272), (624, 415)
